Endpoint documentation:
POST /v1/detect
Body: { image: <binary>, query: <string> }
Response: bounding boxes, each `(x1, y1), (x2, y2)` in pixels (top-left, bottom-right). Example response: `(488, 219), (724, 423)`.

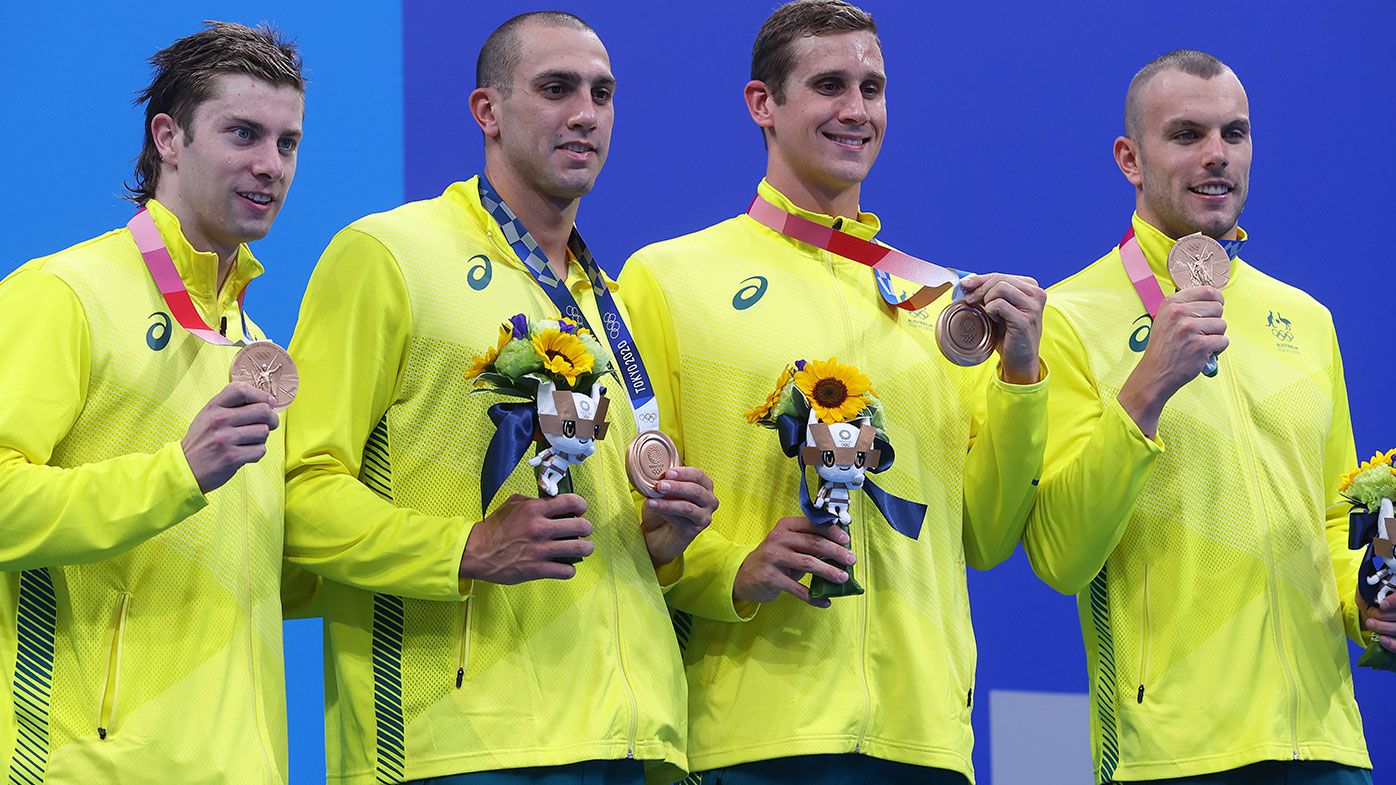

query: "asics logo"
(466, 255), (492, 291)
(147, 312), (172, 351)
(733, 276), (768, 310)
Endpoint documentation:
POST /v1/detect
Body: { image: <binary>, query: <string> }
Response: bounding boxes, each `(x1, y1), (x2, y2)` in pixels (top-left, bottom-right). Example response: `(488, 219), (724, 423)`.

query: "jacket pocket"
(98, 593), (131, 739)
(1135, 565), (1151, 705)
(454, 601), (472, 689)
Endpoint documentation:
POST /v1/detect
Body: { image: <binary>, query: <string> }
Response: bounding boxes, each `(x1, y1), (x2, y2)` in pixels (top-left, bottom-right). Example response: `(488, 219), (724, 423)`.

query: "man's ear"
(470, 87), (502, 140)
(151, 113), (182, 168)
(1114, 135), (1144, 188)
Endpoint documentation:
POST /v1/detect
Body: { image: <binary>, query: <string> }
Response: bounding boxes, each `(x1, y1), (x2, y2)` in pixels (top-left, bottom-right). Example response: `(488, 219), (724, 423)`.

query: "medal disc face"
(1167, 232), (1231, 290)
(936, 301), (999, 367)
(229, 340), (299, 410)
(627, 429), (679, 498)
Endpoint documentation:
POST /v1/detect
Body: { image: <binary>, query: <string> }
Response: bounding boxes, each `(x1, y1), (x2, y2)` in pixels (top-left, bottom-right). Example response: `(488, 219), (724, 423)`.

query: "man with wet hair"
(0, 20), (305, 783)
(285, 12), (714, 785)
(1025, 49), (1380, 784)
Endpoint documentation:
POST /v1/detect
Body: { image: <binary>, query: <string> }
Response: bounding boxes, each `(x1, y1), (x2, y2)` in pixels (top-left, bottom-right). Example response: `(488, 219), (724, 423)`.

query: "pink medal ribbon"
(746, 194), (960, 311)
(1117, 227), (1166, 318)
(128, 207), (249, 346)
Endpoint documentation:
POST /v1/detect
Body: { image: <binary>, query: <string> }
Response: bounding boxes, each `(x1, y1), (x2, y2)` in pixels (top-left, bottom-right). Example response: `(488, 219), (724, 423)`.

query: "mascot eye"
(562, 420), (576, 437)
(822, 450), (835, 468)
(594, 424), (604, 438)
(855, 452), (866, 468)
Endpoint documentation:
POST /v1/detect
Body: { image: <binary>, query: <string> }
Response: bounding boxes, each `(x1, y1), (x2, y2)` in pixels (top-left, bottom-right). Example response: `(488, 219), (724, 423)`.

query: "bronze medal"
(627, 429), (679, 498)
(1166, 232), (1231, 290)
(229, 340), (299, 410)
(936, 300), (1001, 367)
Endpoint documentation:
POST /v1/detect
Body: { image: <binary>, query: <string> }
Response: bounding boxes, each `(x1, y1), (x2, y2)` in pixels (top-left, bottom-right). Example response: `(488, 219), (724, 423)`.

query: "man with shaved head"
(284, 11), (715, 785)
(1024, 49), (1382, 784)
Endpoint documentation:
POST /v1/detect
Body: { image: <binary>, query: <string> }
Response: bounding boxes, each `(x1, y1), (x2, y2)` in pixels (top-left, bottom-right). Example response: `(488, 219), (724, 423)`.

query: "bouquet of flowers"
(467, 313), (614, 398)
(748, 358), (919, 600)
(469, 314), (615, 508)
(1339, 449), (1396, 672)
(746, 357), (886, 435)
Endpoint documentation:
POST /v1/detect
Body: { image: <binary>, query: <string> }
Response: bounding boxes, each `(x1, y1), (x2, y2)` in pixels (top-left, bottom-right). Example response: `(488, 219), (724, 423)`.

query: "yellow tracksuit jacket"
(618, 179), (1048, 782)
(0, 200), (293, 784)
(1024, 214), (1369, 782)
(284, 177), (687, 784)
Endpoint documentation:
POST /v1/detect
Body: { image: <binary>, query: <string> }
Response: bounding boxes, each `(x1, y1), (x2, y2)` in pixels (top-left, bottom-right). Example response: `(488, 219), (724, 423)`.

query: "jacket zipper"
(455, 602), (471, 688)
(97, 593), (131, 739)
(1222, 366), (1300, 757)
(611, 548), (639, 757)
(824, 243), (874, 753)
(1137, 565), (1150, 703)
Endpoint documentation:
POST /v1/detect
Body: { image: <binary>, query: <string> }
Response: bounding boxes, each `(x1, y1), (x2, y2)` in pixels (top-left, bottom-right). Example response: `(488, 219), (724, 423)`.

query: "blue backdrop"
(2, 1), (1393, 782)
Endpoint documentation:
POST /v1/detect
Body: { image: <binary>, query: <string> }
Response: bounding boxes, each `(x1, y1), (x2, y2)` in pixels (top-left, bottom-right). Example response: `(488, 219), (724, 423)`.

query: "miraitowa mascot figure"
(747, 357), (926, 601)
(468, 313), (615, 518)
(530, 380), (610, 496)
(1340, 449), (1396, 672)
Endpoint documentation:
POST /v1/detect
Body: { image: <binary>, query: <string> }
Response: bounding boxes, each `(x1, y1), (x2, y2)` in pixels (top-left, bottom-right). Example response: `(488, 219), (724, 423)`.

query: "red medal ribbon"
(746, 194), (959, 311)
(128, 207), (250, 346)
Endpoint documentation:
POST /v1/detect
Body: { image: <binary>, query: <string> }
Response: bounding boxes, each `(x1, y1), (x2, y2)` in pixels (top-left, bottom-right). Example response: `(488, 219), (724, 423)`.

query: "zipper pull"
(456, 668), (464, 689)
(219, 316), (228, 337)
(98, 726), (107, 740)
(1137, 685), (1145, 703)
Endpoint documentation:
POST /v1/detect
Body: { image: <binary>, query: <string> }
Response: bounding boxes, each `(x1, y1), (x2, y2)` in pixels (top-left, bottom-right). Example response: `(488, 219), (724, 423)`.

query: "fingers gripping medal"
(744, 193), (999, 366)
(936, 299), (1004, 367)
(1166, 232), (1231, 375)
(230, 341), (299, 410)
(746, 358), (927, 601)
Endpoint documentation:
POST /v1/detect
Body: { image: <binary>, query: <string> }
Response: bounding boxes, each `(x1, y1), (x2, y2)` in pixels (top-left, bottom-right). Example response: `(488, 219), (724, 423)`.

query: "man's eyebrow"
(227, 116), (267, 134)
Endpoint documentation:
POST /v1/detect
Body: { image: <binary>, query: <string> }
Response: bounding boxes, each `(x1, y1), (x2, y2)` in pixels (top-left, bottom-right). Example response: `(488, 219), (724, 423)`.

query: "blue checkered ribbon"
(477, 177), (660, 431)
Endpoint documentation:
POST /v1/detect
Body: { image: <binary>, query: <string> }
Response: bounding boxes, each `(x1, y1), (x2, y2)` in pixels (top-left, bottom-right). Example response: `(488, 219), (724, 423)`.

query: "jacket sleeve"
(961, 355), (1049, 570)
(1321, 325), (1364, 644)
(284, 228), (473, 602)
(0, 268), (207, 569)
(618, 254), (759, 622)
(1020, 304), (1163, 594)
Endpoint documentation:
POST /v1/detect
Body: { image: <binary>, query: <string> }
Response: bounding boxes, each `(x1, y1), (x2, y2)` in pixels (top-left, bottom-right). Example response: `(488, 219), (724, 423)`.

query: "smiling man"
(0, 21), (303, 783)
(618, 1), (1047, 783)
(284, 11), (714, 785)
(1023, 50), (1379, 784)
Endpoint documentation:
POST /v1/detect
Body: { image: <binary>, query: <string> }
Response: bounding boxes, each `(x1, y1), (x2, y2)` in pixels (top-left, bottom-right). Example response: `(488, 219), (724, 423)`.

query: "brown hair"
(477, 11), (596, 94)
(751, 0), (879, 103)
(127, 20), (305, 204)
(1124, 50), (1231, 139)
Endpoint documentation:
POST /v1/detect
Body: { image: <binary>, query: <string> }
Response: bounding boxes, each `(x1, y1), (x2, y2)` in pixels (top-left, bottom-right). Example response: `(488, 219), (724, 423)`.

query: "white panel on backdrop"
(990, 690), (1092, 785)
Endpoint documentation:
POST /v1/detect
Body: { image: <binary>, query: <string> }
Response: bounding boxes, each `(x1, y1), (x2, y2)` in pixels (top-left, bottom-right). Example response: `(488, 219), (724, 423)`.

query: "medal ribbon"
(477, 177), (659, 433)
(128, 207), (252, 346)
(746, 193), (968, 311)
(1117, 226), (1245, 319)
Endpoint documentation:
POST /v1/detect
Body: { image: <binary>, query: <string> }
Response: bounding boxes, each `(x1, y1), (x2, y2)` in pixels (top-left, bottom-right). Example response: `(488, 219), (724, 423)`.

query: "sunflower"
(465, 324), (512, 385)
(745, 364), (796, 423)
(532, 328), (594, 385)
(795, 357), (872, 423)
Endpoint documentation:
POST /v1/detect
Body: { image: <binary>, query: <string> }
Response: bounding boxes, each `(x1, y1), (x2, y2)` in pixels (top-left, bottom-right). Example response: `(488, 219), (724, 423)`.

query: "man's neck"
(765, 165), (861, 220)
(1136, 200), (1241, 241)
(484, 164), (578, 280)
(151, 191), (239, 293)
